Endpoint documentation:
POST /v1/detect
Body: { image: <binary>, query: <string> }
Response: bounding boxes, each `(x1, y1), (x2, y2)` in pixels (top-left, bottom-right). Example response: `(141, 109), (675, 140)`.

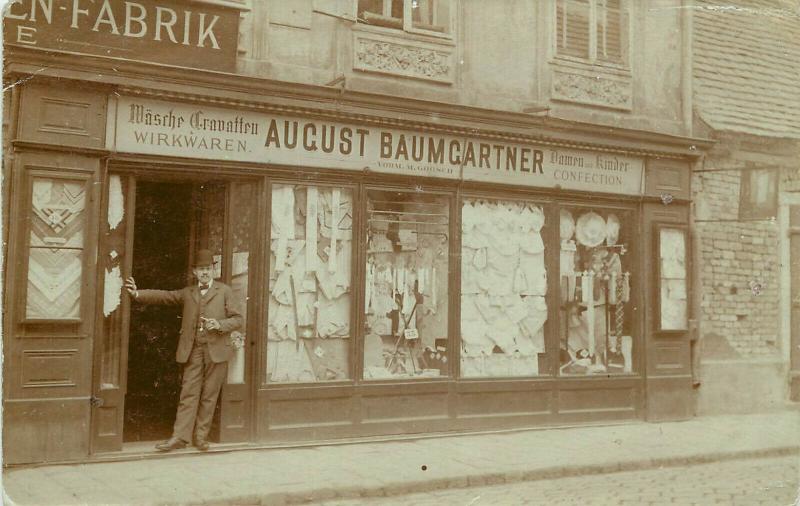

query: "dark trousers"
(172, 342), (227, 443)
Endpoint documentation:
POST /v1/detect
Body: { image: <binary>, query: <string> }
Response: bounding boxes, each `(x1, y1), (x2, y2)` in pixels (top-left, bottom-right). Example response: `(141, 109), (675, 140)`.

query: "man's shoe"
(194, 438), (210, 452)
(155, 437), (187, 452)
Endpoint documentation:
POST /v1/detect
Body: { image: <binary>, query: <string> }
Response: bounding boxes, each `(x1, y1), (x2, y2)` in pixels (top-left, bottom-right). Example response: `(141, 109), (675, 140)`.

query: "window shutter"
(557, 0), (591, 59)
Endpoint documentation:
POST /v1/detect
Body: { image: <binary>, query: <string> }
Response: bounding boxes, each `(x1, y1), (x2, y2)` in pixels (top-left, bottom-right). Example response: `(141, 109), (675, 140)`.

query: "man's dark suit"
(135, 281), (243, 444)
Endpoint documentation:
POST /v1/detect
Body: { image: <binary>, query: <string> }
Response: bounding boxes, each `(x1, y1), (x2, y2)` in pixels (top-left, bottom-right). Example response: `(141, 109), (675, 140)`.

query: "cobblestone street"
(317, 456), (800, 506)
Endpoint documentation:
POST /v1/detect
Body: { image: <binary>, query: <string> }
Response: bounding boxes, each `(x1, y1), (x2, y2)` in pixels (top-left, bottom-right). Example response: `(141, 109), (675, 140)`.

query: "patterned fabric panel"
(26, 248), (82, 320)
(29, 179), (85, 248)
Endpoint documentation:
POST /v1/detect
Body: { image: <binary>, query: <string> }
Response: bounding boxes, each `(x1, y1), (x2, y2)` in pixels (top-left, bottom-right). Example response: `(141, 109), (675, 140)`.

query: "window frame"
(263, 178), (360, 386)
(18, 167), (93, 326)
(555, 201), (641, 376)
(553, 0), (631, 69)
(360, 184), (456, 382)
(457, 193), (554, 379)
(355, 0), (455, 40)
(654, 223), (690, 333)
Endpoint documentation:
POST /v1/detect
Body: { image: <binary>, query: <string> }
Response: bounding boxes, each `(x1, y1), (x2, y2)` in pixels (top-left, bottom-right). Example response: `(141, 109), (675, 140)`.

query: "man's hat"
(194, 249), (214, 267)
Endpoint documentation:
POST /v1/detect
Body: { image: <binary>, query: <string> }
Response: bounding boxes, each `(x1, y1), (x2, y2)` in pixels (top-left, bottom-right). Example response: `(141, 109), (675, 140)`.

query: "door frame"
(90, 166), (264, 453)
(779, 191), (800, 399)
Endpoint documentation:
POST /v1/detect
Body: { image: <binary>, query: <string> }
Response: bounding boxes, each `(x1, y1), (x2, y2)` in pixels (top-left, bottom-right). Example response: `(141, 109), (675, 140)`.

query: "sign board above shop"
(112, 96), (645, 195)
(3, 0), (240, 72)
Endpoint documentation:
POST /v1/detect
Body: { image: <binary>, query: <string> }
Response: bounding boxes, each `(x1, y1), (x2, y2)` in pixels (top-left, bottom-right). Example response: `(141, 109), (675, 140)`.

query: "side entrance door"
(790, 205), (800, 401)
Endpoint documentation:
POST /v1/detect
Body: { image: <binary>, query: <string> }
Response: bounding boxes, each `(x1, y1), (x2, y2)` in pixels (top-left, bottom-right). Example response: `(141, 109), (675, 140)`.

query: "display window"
(363, 189), (450, 379)
(460, 197), (549, 378)
(266, 183), (354, 383)
(558, 206), (635, 375)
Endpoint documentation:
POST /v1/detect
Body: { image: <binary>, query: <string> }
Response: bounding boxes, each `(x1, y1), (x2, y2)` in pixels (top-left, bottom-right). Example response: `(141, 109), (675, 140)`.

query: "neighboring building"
(3, 0), (711, 465)
(691, 0), (800, 414)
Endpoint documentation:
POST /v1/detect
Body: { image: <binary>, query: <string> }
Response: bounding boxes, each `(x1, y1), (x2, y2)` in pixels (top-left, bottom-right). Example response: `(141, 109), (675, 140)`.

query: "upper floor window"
(357, 0), (452, 37)
(556, 0), (628, 65)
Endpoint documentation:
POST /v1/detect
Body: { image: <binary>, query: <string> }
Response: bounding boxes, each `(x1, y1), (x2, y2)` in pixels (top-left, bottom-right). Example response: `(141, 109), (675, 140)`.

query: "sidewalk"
(4, 411), (799, 506)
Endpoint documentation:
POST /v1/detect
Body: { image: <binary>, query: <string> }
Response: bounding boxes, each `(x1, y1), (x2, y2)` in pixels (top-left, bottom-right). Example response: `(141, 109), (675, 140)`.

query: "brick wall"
(692, 134), (794, 359)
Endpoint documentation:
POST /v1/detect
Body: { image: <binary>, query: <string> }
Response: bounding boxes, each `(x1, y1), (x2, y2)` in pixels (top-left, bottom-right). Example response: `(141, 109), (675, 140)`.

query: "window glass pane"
(659, 228), (688, 331)
(557, 0), (590, 59)
(267, 184), (353, 383)
(27, 248), (83, 319)
(26, 178), (86, 320)
(30, 178), (85, 248)
(597, 5), (627, 63)
(358, 0), (403, 29)
(364, 190), (449, 379)
(461, 199), (548, 378)
(412, 0), (450, 34)
(559, 208), (634, 375)
(228, 182), (257, 384)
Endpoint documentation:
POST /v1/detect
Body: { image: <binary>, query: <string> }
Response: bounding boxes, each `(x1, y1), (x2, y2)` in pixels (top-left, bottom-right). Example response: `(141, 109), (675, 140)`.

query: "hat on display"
(560, 209), (575, 241)
(606, 213), (621, 246)
(194, 249), (215, 267)
(576, 212), (606, 248)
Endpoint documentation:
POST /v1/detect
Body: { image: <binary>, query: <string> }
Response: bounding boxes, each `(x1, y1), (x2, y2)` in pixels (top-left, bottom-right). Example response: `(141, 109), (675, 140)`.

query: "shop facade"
(3, 0), (710, 465)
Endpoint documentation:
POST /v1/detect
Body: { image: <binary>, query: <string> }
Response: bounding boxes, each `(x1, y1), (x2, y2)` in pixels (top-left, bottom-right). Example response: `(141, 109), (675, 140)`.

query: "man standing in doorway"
(124, 249), (243, 452)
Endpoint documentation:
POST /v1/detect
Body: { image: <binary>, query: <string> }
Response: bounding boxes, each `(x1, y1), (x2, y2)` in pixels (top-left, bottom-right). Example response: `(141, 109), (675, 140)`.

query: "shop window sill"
(549, 57), (633, 111)
(352, 24), (456, 84)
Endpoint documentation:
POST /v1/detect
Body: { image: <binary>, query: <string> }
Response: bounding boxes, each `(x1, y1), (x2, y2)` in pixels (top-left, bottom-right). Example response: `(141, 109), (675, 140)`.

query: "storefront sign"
(113, 97), (645, 195)
(3, 0), (240, 72)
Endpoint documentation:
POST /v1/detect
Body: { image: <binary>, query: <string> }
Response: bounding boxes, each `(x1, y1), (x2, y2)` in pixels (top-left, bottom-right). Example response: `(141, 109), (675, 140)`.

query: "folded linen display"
(460, 199), (548, 377)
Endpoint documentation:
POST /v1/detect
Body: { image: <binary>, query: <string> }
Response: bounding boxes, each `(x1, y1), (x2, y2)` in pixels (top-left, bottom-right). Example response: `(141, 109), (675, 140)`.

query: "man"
(124, 249), (243, 452)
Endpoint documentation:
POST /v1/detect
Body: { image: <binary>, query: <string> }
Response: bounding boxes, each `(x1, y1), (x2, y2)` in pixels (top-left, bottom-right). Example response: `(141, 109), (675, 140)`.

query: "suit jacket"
(136, 282), (243, 364)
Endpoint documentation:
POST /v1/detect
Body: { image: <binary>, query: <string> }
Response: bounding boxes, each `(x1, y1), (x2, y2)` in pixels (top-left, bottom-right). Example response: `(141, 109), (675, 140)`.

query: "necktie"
(199, 284), (209, 291)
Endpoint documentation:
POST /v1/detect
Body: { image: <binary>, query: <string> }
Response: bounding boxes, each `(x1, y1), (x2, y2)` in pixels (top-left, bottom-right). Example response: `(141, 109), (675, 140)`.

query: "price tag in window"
(404, 329), (419, 340)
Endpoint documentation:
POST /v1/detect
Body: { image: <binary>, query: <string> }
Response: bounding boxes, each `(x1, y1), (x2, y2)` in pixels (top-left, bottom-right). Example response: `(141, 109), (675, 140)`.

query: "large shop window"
(357, 0), (452, 36)
(559, 207), (634, 375)
(556, 0), (629, 65)
(23, 176), (88, 321)
(267, 184), (353, 383)
(364, 190), (450, 379)
(460, 199), (548, 378)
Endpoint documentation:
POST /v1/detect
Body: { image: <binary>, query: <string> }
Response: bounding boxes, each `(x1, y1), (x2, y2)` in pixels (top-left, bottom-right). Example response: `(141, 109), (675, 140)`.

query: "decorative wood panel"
(4, 399), (90, 465)
(645, 158), (691, 201)
(557, 385), (636, 413)
(267, 397), (353, 429)
(18, 82), (107, 148)
(361, 393), (449, 424)
(38, 98), (91, 136)
(457, 390), (551, 418)
(21, 349), (78, 388)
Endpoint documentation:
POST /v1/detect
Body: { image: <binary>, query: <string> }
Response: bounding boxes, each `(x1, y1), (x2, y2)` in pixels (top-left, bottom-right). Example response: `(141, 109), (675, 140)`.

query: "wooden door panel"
(219, 181), (259, 442)
(91, 174), (136, 453)
(789, 206), (800, 401)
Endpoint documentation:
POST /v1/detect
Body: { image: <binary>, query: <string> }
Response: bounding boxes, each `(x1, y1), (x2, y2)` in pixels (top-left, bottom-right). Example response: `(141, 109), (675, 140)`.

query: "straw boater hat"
(576, 212), (606, 248)
(194, 249), (214, 267)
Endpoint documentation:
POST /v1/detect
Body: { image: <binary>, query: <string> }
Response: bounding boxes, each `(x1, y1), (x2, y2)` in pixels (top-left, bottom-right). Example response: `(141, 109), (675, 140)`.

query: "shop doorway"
(123, 181), (194, 442)
(92, 173), (258, 453)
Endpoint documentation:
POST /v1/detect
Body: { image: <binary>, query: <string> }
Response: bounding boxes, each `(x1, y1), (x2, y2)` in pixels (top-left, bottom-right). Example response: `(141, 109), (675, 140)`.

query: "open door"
(90, 173), (136, 453)
(187, 180), (258, 444)
(217, 181), (259, 442)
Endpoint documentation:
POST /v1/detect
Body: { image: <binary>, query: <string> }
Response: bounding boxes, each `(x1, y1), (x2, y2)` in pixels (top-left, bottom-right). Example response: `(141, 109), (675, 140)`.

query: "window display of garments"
(268, 185), (353, 383)
(316, 292), (350, 338)
(460, 199), (548, 378)
(559, 208), (634, 376)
